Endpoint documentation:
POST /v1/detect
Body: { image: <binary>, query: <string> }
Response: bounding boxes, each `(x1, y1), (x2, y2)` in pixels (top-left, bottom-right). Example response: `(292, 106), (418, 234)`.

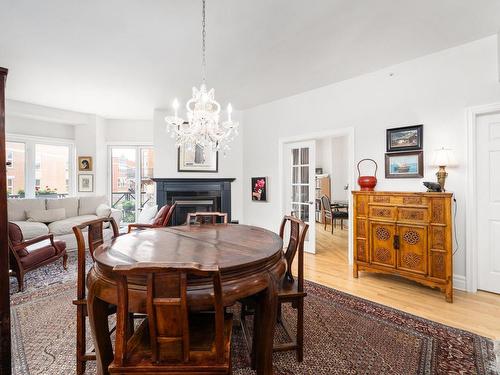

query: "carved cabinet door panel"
(397, 224), (428, 275)
(369, 221), (397, 268)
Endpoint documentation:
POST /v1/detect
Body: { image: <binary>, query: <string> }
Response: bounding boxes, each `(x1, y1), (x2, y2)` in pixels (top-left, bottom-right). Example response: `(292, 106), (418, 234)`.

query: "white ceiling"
(1, 0), (500, 119)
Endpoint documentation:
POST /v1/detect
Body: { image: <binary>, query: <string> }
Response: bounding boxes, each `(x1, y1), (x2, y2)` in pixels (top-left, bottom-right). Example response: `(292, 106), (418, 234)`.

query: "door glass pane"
(301, 185), (309, 202)
(140, 148), (155, 208)
(35, 144), (69, 197)
(300, 147), (309, 164)
(6, 142), (25, 198)
(300, 166), (309, 183)
(300, 204), (309, 222)
(292, 167), (299, 184)
(292, 148), (299, 165)
(111, 148), (136, 223)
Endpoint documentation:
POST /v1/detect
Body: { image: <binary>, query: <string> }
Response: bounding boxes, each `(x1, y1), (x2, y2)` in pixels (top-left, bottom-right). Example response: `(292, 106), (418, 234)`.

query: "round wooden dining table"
(86, 224), (285, 375)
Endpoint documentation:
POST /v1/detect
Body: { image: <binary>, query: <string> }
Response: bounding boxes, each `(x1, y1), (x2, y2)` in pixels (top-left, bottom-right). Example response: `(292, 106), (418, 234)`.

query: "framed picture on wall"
(178, 144), (218, 172)
(385, 151), (423, 178)
(251, 177), (268, 201)
(78, 156), (93, 171)
(78, 174), (94, 192)
(386, 125), (423, 152)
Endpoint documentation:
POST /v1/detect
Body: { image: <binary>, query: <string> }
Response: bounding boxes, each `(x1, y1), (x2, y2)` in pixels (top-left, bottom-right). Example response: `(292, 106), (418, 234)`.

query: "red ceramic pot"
(357, 159), (378, 191)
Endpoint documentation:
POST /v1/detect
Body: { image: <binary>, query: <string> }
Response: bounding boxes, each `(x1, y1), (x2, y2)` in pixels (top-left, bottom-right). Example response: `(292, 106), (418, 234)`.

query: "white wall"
(6, 115), (74, 139)
(242, 35), (500, 282)
(316, 138), (332, 176)
(331, 136), (349, 201)
(152, 109), (244, 222)
(105, 119), (153, 143)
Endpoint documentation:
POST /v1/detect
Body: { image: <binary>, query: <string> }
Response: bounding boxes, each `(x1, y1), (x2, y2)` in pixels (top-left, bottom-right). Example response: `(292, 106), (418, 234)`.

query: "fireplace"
(152, 178), (235, 225)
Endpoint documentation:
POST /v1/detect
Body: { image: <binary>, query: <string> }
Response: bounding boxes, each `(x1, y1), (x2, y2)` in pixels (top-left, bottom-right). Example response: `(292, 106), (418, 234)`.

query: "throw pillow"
(137, 205), (158, 224)
(26, 208), (66, 223)
(96, 203), (112, 218)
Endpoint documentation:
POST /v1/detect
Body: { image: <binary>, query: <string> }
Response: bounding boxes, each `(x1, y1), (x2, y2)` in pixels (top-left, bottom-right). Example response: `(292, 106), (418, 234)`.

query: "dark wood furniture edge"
(0, 67), (10, 375)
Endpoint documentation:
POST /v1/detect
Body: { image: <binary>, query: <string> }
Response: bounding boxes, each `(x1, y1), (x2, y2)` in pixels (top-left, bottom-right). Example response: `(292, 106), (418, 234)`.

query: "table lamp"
(432, 147), (454, 191)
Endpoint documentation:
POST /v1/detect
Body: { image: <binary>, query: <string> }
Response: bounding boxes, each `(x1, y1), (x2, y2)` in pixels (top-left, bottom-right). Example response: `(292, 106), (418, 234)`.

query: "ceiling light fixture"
(165, 0), (238, 152)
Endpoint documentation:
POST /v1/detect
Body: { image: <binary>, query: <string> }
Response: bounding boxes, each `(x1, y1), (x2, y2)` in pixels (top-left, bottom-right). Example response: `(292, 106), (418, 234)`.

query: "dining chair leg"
(331, 218), (333, 234)
(76, 306), (86, 375)
(296, 297), (304, 362)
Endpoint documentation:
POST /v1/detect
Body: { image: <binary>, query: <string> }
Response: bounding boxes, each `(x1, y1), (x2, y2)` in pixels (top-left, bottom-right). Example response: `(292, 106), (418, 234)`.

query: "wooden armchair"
(240, 215), (309, 362)
(109, 263), (233, 374)
(128, 203), (177, 233)
(72, 217), (120, 375)
(8, 222), (67, 292)
(186, 212), (228, 225)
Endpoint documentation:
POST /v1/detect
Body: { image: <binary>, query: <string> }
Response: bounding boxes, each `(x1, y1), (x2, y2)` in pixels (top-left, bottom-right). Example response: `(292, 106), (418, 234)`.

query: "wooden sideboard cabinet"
(352, 191), (454, 302)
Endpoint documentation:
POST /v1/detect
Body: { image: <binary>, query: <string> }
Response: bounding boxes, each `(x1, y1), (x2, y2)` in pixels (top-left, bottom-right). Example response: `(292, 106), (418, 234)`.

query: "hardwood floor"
(301, 222), (500, 340)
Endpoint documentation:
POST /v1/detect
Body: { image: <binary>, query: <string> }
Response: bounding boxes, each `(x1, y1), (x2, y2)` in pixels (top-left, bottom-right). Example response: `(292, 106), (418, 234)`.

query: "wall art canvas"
(178, 144), (218, 172)
(78, 174), (94, 192)
(251, 177), (267, 201)
(385, 151), (423, 179)
(386, 125), (423, 152)
(78, 156), (93, 171)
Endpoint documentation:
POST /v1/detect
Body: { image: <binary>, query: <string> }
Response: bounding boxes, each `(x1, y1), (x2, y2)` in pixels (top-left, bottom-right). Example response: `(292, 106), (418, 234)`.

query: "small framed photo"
(78, 174), (94, 192)
(251, 177), (268, 201)
(386, 125), (423, 152)
(78, 156), (93, 171)
(178, 144), (218, 173)
(385, 151), (423, 179)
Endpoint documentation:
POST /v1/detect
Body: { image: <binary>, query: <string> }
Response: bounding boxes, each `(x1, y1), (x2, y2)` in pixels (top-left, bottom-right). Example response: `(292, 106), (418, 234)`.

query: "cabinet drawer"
(368, 205), (397, 221)
(397, 207), (429, 223)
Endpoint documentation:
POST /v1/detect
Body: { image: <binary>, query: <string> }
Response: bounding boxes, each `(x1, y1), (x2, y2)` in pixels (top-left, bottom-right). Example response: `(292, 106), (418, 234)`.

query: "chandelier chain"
(201, 0), (207, 84)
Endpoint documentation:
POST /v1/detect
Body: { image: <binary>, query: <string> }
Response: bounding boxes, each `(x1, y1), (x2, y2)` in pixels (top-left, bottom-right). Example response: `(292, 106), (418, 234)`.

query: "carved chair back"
(112, 263), (225, 366)
(73, 217), (120, 303)
(279, 215), (309, 292)
(320, 195), (332, 216)
(186, 212), (228, 225)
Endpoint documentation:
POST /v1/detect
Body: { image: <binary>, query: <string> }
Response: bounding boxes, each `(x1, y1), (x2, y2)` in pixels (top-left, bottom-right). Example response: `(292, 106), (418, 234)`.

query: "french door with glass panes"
(289, 141), (316, 253)
(109, 146), (154, 224)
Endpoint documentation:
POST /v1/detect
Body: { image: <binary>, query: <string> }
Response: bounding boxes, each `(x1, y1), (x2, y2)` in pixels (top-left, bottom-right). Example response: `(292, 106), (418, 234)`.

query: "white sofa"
(7, 196), (122, 251)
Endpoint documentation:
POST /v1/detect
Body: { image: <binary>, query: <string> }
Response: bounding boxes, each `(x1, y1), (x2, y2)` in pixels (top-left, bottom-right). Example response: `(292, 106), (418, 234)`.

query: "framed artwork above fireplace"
(178, 144), (218, 172)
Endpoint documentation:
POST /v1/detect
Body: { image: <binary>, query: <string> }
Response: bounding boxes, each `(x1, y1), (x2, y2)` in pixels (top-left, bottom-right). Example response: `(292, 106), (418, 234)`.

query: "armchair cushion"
(152, 204), (171, 226)
(10, 221), (49, 241)
(20, 240), (66, 268)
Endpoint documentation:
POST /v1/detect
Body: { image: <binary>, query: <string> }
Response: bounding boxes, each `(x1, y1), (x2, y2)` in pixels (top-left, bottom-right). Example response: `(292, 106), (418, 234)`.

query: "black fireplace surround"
(152, 178), (235, 226)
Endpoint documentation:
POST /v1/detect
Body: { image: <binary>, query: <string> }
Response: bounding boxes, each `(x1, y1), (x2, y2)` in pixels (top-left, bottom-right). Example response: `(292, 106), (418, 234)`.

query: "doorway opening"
(280, 128), (355, 277)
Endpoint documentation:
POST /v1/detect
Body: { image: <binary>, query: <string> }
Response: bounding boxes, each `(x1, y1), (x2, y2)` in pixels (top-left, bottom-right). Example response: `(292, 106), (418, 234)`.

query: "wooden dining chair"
(109, 263), (233, 374)
(128, 203), (177, 233)
(186, 211), (228, 225)
(72, 217), (120, 375)
(240, 215), (309, 362)
(321, 194), (348, 232)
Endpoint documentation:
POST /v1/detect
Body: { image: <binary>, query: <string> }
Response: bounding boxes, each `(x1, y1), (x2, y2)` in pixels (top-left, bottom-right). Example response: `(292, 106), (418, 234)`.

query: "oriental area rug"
(10, 255), (499, 375)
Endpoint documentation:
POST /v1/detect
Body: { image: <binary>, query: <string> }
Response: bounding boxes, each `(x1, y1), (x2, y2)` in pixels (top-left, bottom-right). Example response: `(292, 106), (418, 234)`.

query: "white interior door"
(477, 111), (500, 294)
(286, 141), (316, 254)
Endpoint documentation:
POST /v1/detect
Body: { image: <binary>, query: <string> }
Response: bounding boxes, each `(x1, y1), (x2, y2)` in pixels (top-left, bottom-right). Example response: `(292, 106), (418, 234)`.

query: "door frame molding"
(465, 102), (500, 292)
(278, 127), (355, 263)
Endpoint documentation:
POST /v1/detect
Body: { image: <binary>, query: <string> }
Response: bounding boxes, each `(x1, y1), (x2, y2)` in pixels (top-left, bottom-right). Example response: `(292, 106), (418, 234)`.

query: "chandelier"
(165, 0), (238, 152)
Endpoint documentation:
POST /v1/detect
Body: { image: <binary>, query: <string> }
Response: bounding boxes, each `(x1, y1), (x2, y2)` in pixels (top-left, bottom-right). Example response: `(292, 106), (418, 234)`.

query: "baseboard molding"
(453, 275), (466, 291)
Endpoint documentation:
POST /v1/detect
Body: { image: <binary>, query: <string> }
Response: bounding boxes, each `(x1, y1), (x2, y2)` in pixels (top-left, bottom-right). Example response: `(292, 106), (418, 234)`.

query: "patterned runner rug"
(10, 256), (498, 374)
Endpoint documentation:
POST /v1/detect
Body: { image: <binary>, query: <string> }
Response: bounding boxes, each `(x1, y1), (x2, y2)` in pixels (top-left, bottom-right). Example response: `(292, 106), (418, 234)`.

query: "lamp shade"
(432, 147), (455, 167)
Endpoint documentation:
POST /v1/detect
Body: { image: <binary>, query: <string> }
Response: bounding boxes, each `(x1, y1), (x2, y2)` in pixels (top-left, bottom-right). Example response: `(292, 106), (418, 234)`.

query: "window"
(5, 142), (25, 197)
(5, 137), (74, 198)
(6, 150), (13, 168)
(35, 144), (70, 195)
(110, 146), (154, 223)
(7, 177), (14, 195)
